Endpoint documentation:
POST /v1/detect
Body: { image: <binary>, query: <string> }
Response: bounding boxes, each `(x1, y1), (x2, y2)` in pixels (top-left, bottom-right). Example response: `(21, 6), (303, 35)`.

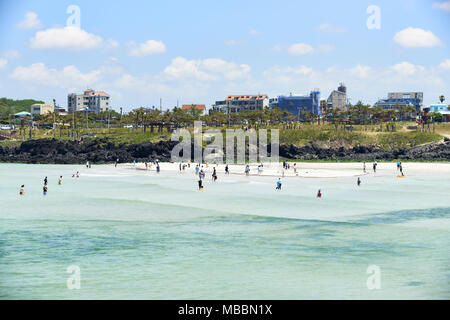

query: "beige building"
(31, 104), (54, 116)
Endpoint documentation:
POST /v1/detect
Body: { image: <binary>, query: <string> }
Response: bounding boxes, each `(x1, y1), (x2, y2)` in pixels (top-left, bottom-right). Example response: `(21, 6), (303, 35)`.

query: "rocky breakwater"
(0, 138), (178, 164)
(0, 137), (449, 164)
(279, 138), (450, 161)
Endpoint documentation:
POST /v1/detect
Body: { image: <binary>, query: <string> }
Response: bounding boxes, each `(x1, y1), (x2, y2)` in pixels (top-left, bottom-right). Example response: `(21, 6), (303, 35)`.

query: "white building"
(327, 83), (347, 111)
(68, 89), (111, 114)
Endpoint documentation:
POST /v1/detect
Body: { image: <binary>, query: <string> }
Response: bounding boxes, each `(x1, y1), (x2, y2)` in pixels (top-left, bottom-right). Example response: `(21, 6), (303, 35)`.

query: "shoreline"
(121, 161), (450, 178)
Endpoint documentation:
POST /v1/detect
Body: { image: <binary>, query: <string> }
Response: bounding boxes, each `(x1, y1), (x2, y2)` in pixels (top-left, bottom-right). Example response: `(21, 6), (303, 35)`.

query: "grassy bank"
(1, 122), (447, 149)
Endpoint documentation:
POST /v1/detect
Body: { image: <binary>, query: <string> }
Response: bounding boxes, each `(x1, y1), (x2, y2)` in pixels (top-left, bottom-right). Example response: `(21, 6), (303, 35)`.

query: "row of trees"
(7, 100), (449, 139)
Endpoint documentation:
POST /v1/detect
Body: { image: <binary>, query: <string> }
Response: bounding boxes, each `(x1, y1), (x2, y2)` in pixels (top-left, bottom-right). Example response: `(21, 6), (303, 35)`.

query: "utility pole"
(53, 99), (56, 138)
(86, 107), (89, 135)
(71, 97), (75, 139)
(107, 109), (110, 130)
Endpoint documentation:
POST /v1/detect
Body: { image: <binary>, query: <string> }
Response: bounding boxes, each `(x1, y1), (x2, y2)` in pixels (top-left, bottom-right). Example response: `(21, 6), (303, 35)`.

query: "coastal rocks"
(0, 137), (449, 164)
(279, 139), (450, 161)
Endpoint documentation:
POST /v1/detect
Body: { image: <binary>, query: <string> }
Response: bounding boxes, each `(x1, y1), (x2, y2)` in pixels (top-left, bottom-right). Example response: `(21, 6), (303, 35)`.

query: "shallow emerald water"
(0, 163), (449, 299)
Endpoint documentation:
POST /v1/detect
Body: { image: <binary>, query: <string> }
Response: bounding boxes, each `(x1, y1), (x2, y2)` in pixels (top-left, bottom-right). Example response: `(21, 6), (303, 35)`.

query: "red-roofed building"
(212, 94), (269, 113)
(182, 104), (207, 116)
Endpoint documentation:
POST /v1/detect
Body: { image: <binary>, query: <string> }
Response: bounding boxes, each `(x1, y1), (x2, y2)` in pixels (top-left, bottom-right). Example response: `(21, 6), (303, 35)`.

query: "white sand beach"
(125, 161), (450, 178)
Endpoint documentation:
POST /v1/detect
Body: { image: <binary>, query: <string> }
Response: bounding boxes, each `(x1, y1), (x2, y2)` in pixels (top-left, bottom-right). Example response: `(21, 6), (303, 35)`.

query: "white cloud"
(439, 59), (450, 69)
(349, 65), (371, 78)
(17, 12), (42, 29)
(285, 43), (334, 55)
(249, 29), (260, 35)
(2, 50), (21, 59)
(106, 39), (120, 49)
(163, 57), (250, 81)
(30, 26), (103, 50)
(288, 43), (315, 55)
(394, 27), (443, 48)
(10, 62), (101, 88)
(390, 61), (425, 76)
(0, 58), (7, 69)
(317, 23), (347, 33)
(129, 40), (166, 56)
(432, 1), (450, 12)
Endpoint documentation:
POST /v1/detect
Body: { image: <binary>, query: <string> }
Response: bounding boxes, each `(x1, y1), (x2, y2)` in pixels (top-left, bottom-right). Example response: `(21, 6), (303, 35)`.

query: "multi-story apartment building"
(271, 91), (321, 116)
(327, 83), (347, 111)
(68, 89), (111, 114)
(224, 94), (269, 113)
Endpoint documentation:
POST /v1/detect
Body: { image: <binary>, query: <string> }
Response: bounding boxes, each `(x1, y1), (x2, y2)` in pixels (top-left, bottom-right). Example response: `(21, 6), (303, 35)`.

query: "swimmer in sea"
(76, 171), (80, 178)
(58, 176), (62, 185)
(357, 177), (361, 186)
(20, 185), (24, 196)
(317, 189), (322, 198)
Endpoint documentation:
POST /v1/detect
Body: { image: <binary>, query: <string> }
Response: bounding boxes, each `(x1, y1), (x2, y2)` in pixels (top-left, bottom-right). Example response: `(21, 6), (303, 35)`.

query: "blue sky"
(0, 0), (449, 111)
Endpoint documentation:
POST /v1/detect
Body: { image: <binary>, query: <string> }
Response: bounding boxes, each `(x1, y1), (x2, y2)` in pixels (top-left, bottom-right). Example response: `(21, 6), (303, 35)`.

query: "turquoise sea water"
(0, 163), (449, 299)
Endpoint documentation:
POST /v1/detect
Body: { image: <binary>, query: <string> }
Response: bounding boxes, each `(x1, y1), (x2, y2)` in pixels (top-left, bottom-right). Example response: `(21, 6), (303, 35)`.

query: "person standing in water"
(198, 178), (204, 190)
(276, 178), (282, 191)
(43, 184), (48, 195)
(357, 177), (361, 186)
(58, 176), (63, 185)
(317, 189), (322, 198)
(44, 176), (48, 186)
(212, 167), (217, 182)
(76, 171), (80, 178)
(115, 158), (119, 168)
(86, 161), (89, 168)
(156, 163), (160, 173)
(20, 185), (24, 196)
(225, 165), (229, 175)
(363, 162), (366, 173)
(399, 163), (404, 176)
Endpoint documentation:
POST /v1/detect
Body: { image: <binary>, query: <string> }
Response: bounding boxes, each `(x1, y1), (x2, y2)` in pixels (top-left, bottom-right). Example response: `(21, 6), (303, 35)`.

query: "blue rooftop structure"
(374, 92), (423, 111)
(274, 91), (321, 116)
